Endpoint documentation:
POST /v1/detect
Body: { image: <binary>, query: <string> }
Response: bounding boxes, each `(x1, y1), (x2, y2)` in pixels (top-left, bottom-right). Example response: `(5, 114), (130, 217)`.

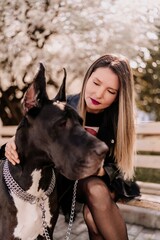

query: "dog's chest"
(12, 170), (52, 240)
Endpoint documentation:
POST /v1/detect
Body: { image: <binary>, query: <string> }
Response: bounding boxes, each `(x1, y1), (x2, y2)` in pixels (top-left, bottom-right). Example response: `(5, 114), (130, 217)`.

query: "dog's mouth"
(78, 159), (104, 179)
(58, 158), (104, 180)
(54, 140), (108, 180)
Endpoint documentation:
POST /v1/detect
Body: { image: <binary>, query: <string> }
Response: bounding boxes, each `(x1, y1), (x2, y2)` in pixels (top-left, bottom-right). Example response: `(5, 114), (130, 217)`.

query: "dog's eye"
(58, 119), (67, 128)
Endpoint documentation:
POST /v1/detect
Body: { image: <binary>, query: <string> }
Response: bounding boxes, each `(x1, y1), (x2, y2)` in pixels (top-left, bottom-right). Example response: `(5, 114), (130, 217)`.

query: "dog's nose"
(95, 142), (109, 158)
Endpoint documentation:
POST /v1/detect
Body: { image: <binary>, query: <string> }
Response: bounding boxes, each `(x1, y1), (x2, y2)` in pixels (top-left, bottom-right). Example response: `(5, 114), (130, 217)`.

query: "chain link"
(39, 198), (52, 240)
(64, 180), (78, 240)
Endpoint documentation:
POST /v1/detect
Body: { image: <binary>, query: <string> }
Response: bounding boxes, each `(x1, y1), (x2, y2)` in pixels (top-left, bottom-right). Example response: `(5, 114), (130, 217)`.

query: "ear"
(22, 63), (48, 114)
(54, 68), (66, 102)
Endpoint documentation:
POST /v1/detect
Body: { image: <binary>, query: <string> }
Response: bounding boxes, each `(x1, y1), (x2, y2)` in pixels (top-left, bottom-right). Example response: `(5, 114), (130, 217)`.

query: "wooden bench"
(122, 121), (160, 210)
(135, 121), (160, 170)
(0, 122), (160, 211)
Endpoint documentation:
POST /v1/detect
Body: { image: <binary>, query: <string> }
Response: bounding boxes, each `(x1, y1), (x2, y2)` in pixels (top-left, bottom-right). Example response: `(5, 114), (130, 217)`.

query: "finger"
(5, 145), (19, 162)
(5, 152), (16, 165)
(6, 142), (17, 153)
(5, 150), (20, 164)
(11, 149), (19, 160)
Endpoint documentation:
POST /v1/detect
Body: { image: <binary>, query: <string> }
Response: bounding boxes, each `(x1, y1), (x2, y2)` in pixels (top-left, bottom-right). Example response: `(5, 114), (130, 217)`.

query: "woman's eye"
(93, 81), (99, 86)
(108, 90), (117, 95)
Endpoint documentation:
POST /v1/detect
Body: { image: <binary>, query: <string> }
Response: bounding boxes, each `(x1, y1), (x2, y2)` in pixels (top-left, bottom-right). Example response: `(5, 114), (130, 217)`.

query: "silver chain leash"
(39, 198), (52, 240)
(64, 180), (78, 240)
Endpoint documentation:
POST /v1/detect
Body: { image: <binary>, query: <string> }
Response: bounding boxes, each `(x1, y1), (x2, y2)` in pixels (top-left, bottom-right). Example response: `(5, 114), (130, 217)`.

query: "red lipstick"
(91, 98), (100, 105)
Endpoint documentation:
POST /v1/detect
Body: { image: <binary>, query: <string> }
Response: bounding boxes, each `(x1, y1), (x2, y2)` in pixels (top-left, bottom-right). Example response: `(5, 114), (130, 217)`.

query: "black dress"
(57, 94), (140, 216)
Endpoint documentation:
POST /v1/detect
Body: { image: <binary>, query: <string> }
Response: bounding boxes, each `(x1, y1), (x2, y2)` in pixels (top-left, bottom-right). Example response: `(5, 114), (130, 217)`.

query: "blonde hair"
(78, 54), (135, 180)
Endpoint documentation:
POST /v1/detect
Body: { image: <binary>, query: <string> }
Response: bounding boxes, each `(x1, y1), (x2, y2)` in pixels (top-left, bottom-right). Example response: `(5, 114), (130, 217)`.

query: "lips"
(90, 98), (100, 105)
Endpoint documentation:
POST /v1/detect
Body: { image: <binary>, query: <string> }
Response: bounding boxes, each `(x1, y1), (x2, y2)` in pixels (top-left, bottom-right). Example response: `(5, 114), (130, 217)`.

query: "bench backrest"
(135, 121), (160, 169)
(0, 122), (160, 170)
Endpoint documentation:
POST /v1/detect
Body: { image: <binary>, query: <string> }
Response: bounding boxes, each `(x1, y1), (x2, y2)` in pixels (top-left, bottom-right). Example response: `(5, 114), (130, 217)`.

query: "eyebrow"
(94, 77), (119, 92)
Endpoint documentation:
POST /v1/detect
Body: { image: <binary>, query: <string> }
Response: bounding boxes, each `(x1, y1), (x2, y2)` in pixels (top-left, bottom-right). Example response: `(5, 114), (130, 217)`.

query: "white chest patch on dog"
(53, 100), (66, 110)
(13, 170), (52, 240)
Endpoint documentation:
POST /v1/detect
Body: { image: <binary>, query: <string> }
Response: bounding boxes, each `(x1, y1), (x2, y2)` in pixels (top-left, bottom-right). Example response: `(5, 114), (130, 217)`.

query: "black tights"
(76, 176), (128, 240)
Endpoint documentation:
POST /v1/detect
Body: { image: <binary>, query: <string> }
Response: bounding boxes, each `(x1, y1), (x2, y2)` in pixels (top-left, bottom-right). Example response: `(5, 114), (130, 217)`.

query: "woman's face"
(84, 67), (119, 113)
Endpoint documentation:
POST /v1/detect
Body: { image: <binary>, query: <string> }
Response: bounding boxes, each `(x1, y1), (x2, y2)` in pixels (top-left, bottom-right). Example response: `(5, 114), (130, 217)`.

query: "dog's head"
(16, 64), (108, 180)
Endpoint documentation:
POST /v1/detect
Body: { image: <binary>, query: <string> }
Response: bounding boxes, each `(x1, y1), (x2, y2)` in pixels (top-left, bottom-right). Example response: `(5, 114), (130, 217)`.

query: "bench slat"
(136, 137), (160, 152)
(136, 122), (160, 135)
(135, 155), (160, 169)
(137, 181), (160, 195)
(0, 126), (17, 136)
(125, 198), (160, 210)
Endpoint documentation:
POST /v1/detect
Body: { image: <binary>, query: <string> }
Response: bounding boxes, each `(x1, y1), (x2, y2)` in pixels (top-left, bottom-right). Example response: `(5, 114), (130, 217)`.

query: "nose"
(95, 142), (109, 158)
(96, 87), (105, 99)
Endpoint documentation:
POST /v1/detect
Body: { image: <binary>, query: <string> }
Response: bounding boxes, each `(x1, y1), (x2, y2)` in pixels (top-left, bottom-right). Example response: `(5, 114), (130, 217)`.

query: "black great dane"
(0, 64), (108, 240)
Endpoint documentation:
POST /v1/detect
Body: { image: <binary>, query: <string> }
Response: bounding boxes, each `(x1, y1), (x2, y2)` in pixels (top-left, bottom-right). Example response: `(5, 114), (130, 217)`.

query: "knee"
(85, 177), (110, 199)
(84, 177), (113, 209)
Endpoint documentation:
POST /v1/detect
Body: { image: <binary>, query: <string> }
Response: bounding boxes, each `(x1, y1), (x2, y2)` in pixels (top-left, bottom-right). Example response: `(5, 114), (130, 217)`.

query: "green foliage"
(134, 26), (160, 120)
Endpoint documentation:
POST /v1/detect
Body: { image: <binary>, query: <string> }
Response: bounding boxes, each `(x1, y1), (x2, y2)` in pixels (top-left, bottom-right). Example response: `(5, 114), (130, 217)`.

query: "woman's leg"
(83, 204), (103, 240)
(77, 176), (128, 240)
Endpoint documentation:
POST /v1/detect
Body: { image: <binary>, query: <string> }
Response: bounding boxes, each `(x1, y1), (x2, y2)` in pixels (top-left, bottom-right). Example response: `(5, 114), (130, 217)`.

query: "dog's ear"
(54, 68), (66, 102)
(22, 63), (48, 114)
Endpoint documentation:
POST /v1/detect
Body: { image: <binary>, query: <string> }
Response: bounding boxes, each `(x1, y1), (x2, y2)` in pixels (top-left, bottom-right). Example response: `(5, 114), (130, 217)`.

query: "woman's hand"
(97, 167), (105, 176)
(5, 136), (20, 165)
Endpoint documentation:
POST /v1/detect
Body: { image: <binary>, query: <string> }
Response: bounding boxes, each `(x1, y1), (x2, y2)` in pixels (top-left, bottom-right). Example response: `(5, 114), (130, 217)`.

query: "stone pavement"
(53, 211), (160, 240)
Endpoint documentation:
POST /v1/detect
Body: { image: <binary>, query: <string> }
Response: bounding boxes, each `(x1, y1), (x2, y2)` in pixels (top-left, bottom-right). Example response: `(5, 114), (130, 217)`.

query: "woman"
(3, 54), (140, 240)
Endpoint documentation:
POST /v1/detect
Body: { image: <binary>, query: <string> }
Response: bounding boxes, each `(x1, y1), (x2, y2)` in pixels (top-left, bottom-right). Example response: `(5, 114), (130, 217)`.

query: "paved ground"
(53, 211), (160, 240)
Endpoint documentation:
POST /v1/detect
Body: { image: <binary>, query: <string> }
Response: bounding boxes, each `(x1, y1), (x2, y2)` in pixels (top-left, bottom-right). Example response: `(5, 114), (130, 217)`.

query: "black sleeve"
(0, 144), (6, 160)
(67, 94), (80, 110)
